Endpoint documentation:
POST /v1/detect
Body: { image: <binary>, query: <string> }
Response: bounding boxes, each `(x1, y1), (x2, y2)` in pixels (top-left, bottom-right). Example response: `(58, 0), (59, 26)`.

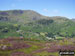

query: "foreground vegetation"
(0, 37), (75, 56)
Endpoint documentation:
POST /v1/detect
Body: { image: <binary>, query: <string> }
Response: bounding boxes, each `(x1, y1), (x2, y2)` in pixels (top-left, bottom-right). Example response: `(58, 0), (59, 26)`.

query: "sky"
(0, 0), (75, 19)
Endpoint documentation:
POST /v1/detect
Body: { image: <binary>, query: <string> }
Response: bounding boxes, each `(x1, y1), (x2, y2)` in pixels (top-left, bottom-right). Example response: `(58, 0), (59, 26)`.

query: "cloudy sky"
(0, 0), (74, 19)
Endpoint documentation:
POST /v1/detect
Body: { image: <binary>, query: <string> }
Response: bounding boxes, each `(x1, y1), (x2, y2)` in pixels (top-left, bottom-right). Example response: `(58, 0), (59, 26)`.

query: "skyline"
(0, 0), (74, 19)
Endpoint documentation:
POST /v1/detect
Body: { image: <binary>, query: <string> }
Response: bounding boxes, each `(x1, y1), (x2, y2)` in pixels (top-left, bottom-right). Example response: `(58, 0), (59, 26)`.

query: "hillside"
(72, 18), (75, 22)
(0, 10), (75, 40)
(0, 10), (44, 23)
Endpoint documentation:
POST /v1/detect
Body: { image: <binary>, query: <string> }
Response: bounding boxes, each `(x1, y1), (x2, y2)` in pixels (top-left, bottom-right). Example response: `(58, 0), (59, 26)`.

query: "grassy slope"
(0, 10), (75, 39)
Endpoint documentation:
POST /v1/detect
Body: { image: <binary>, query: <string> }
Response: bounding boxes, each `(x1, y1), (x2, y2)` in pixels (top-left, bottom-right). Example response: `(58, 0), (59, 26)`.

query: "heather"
(0, 37), (75, 56)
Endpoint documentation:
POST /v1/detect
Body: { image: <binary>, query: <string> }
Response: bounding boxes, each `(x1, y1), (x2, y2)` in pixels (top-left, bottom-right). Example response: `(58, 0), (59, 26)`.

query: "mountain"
(0, 10), (69, 23)
(0, 10), (75, 39)
(0, 10), (44, 23)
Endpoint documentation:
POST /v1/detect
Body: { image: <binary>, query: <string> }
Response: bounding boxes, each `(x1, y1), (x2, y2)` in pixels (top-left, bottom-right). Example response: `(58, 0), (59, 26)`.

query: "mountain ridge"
(0, 10), (73, 23)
